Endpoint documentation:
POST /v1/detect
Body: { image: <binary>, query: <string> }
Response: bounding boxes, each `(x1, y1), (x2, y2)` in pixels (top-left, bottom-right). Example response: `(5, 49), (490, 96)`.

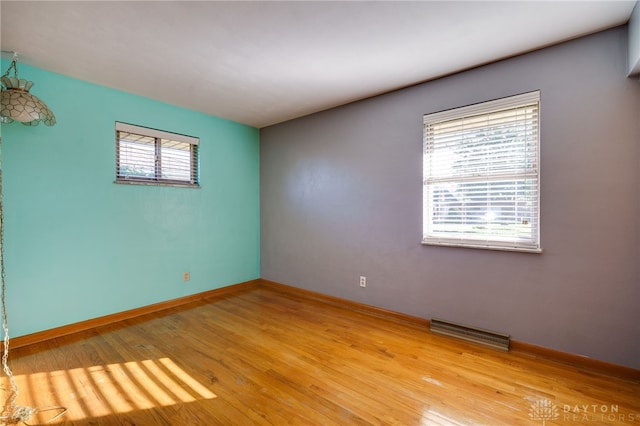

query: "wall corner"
(628, 1), (640, 77)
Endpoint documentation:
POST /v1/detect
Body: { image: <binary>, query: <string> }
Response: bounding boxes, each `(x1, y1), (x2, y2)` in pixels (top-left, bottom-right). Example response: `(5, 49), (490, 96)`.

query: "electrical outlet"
(183, 272), (190, 282)
(359, 276), (366, 287)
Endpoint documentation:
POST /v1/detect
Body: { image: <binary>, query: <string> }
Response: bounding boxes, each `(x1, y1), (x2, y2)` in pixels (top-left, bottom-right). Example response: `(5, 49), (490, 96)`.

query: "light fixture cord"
(0, 137), (33, 424)
(1, 53), (19, 79)
(0, 138), (66, 425)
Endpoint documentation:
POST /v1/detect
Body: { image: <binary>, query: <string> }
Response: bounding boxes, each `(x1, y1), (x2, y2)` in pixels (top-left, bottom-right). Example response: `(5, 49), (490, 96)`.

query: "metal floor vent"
(430, 318), (510, 351)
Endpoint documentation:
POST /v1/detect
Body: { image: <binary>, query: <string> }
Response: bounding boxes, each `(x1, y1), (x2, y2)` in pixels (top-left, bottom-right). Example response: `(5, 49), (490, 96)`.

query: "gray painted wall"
(260, 27), (640, 369)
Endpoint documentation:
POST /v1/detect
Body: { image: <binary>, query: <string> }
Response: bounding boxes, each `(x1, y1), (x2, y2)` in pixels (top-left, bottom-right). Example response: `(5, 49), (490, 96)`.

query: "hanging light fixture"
(1, 52), (55, 126)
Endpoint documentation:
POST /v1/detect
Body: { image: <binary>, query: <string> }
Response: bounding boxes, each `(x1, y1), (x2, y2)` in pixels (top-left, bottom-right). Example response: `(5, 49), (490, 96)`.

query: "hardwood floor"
(2, 286), (639, 425)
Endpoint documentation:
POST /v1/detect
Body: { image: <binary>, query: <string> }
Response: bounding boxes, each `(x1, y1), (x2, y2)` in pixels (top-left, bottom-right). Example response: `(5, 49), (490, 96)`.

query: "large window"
(423, 91), (540, 252)
(116, 122), (199, 187)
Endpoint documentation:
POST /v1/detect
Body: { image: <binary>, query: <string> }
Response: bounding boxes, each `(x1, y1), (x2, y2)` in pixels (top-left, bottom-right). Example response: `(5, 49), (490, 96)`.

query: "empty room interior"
(0, 1), (639, 425)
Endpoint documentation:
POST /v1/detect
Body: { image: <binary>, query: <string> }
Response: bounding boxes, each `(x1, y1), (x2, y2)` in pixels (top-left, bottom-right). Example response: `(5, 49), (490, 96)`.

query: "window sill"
(422, 241), (542, 254)
(114, 179), (200, 189)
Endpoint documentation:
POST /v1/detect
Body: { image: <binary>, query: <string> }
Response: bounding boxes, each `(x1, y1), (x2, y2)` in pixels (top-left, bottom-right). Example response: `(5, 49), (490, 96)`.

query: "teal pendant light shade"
(0, 53), (55, 126)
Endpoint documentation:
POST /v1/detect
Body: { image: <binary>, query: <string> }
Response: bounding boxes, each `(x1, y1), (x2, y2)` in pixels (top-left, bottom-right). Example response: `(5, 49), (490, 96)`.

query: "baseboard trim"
(258, 279), (430, 328)
(258, 279), (640, 382)
(509, 340), (640, 382)
(8, 277), (639, 382)
(8, 279), (260, 349)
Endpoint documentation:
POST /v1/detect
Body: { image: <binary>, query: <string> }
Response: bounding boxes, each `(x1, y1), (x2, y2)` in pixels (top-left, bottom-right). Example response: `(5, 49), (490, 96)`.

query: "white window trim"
(422, 91), (541, 253)
(115, 122), (200, 188)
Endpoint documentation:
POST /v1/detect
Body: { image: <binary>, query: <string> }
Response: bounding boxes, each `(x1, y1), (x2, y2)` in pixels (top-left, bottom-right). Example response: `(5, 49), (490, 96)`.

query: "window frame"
(115, 122), (200, 188)
(422, 91), (541, 253)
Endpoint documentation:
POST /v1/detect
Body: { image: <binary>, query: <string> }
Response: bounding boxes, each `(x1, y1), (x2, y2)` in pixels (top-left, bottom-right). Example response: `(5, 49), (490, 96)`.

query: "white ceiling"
(1, 1), (636, 128)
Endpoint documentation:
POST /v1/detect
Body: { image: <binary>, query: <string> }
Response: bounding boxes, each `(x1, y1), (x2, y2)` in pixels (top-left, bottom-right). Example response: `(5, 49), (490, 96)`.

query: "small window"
(423, 91), (540, 252)
(116, 122), (199, 187)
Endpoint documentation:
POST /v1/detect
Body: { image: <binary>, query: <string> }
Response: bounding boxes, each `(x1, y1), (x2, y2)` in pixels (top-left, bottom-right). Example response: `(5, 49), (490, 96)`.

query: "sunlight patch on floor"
(10, 357), (217, 423)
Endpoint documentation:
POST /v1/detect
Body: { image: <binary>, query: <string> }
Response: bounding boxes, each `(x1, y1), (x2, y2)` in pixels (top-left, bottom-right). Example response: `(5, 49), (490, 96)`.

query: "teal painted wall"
(0, 64), (260, 337)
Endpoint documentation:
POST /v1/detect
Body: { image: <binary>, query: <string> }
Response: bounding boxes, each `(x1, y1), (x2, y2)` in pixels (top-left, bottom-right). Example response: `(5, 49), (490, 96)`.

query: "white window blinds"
(423, 91), (540, 252)
(116, 122), (199, 187)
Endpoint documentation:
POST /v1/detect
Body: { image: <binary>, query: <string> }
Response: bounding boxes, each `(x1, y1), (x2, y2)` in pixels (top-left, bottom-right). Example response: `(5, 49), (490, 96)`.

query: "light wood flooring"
(2, 286), (639, 425)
